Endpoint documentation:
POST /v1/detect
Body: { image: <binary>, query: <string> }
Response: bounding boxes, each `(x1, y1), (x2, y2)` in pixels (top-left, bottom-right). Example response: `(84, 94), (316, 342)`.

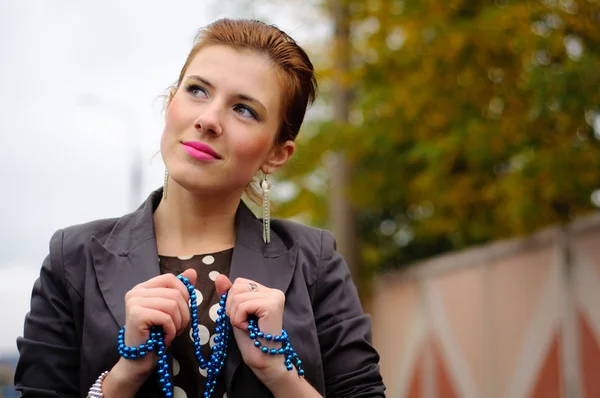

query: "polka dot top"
(158, 248), (233, 398)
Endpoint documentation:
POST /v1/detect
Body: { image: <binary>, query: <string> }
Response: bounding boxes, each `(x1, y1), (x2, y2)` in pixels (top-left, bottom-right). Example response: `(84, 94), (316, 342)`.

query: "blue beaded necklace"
(117, 275), (304, 398)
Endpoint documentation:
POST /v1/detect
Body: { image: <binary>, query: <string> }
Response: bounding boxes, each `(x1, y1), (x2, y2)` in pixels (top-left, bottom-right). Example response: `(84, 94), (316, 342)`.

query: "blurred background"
(1, 0), (599, 397)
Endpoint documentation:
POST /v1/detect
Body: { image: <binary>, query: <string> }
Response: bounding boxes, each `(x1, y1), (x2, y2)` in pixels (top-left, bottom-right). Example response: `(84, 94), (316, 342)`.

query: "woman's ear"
(261, 140), (296, 174)
(166, 87), (176, 109)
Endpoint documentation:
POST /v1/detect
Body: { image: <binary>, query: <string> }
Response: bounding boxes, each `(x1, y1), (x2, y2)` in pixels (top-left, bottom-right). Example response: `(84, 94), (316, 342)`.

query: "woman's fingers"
(125, 306), (178, 347)
(137, 270), (197, 302)
(215, 274), (233, 296)
(127, 288), (190, 332)
(128, 296), (184, 333)
(229, 297), (266, 329)
(227, 288), (285, 331)
(124, 269), (199, 348)
(180, 268), (198, 287)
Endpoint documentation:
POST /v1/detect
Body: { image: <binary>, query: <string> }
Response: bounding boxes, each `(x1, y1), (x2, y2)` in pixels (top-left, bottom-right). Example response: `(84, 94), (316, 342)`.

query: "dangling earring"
(260, 174), (272, 244)
(163, 168), (169, 200)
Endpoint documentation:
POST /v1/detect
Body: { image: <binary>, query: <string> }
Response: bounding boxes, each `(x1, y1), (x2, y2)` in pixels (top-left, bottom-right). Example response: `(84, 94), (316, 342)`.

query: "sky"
(0, 0), (327, 356)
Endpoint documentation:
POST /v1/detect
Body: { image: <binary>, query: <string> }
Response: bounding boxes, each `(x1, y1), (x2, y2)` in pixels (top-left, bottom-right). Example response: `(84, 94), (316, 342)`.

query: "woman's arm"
(14, 230), (80, 397)
(15, 229), (196, 398)
(312, 230), (386, 397)
(262, 368), (322, 398)
(215, 275), (324, 397)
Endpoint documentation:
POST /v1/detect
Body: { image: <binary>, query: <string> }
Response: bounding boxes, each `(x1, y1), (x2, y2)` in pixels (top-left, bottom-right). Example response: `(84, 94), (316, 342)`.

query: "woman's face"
(161, 44), (294, 198)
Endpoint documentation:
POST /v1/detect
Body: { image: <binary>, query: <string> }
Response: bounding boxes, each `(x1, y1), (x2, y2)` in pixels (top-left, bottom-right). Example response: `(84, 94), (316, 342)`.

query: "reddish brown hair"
(174, 18), (318, 146)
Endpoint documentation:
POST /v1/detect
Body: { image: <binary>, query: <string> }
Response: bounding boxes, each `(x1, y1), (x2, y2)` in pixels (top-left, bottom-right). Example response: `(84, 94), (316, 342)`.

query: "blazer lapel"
(91, 190), (162, 328)
(223, 202), (299, 395)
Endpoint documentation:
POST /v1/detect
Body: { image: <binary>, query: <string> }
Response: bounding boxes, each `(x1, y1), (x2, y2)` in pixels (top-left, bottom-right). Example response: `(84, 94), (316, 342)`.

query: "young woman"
(14, 18), (385, 398)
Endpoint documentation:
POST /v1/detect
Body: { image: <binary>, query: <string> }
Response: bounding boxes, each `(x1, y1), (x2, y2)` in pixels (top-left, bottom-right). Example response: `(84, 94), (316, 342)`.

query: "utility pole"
(558, 226), (583, 398)
(326, 0), (359, 285)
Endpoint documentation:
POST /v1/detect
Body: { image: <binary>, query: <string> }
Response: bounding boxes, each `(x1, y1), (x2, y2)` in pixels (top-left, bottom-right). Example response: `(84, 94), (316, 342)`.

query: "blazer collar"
(91, 188), (298, 395)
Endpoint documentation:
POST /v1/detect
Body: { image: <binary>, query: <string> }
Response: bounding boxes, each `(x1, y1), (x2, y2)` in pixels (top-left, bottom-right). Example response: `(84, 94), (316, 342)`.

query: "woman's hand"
(103, 268), (197, 397)
(215, 275), (289, 387)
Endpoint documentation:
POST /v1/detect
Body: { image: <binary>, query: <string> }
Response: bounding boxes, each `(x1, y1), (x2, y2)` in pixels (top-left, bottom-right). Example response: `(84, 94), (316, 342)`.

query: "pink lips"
(181, 141), (220, 161)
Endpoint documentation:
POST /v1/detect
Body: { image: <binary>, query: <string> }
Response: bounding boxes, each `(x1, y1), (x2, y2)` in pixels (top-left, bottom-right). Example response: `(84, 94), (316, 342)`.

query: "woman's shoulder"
(50, 216), (122, 257)
(271, 218), (337, 260)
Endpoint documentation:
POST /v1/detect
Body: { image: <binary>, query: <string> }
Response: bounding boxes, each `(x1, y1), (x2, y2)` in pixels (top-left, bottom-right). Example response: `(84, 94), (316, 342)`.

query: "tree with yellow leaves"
(276, 0), (600, 275)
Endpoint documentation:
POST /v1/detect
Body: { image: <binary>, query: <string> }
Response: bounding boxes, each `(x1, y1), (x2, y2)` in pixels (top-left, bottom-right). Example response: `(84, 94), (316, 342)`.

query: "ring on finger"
(247, 282), (260, 292)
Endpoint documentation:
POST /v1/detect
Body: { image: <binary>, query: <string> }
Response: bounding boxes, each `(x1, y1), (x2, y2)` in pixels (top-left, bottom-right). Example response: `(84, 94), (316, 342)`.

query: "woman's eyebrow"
(186, 75), (267, 114)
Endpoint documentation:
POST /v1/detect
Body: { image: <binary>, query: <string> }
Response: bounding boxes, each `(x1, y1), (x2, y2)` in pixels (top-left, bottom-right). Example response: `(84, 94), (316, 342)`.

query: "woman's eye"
(234, 105), (258, 120)
(186, 84), (208, 98)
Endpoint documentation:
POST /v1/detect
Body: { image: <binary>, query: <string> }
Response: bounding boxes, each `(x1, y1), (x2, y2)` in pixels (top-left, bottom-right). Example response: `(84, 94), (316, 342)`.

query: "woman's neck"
(153, 181), (240, 256)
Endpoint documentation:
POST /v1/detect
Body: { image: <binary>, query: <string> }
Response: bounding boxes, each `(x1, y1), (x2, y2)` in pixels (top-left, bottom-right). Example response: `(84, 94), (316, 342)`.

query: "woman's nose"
(194, 105), (223, 136)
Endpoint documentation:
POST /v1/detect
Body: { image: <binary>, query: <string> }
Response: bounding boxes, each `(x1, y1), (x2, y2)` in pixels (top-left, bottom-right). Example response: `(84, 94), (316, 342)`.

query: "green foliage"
(275, 0), (600, 275)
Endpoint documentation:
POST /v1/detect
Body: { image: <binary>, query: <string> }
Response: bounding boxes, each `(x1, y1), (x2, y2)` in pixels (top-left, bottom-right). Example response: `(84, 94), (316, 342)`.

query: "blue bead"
(287, 364), (294, 370)
(261, 346), (268, 353)
(270, 349), (277, 355)
(254, 341), (261, 347)
(265, 334), (273, 341)
(274, 336), (281, 342)
(257, 332), (264, 338)
(249, 332), (256, 339)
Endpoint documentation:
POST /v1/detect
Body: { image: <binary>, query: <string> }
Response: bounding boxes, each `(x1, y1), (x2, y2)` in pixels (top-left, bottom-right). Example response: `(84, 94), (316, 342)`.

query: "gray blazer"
(15, 189), (385, 397)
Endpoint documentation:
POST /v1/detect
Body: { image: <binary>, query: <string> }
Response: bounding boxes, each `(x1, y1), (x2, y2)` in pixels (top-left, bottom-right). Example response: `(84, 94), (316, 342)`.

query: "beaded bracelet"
(247, 319), (305, 376)
(117, 275), (304, 398)
(86, 370), (109, 398)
